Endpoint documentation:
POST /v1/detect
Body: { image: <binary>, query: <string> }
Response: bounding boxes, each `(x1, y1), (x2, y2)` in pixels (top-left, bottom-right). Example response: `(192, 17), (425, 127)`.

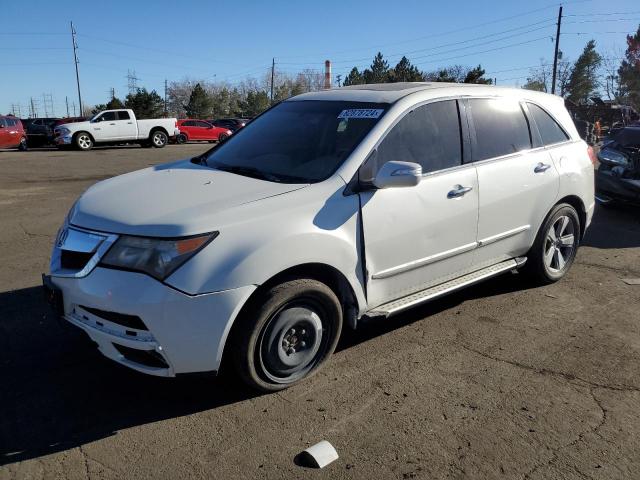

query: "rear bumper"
(48, 267), (255, 376)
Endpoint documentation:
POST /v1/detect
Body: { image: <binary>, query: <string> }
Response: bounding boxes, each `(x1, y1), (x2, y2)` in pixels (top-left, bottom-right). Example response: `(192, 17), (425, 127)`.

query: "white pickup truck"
(54, 109), (179, 150)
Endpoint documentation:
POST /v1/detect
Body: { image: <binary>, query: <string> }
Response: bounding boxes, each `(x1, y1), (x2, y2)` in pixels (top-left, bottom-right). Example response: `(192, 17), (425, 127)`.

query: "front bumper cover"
(48, 267), (255, 376)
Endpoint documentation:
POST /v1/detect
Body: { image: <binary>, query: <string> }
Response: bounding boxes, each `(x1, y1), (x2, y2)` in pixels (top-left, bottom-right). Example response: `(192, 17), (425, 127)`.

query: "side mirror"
(373, 161), (422, 189)
(598, 148), (629, 167)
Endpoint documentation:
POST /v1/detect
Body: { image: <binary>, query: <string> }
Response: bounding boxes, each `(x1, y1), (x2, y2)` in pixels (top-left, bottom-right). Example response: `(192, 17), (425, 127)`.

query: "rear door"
(468, 97), (559, 266)
(115, 110), (137, 139)
(360, 100), (479, 308)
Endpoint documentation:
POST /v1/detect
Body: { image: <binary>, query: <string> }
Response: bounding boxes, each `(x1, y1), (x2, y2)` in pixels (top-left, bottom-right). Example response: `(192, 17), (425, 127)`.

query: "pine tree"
(618, 25), (640, 110)
(363, 52), (390, 83)
(463, 65), (492, 84)
(184, 83), (213, 118)
(566, 40), (602, 104)
(389, 56), (424, 82)
(343, 67), (364, 86)
(124, 88), (164, 119)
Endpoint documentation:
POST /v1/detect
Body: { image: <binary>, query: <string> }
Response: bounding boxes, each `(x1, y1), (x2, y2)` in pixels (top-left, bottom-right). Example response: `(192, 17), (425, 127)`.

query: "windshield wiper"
(213, 164), (283, 182)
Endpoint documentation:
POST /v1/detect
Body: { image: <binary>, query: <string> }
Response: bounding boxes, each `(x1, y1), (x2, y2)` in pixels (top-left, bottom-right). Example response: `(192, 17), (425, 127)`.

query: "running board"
(367, 257), (526, 317)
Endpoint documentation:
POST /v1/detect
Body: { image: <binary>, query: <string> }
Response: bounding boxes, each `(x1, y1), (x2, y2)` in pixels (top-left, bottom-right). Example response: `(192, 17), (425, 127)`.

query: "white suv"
(44, 83), (595, 391)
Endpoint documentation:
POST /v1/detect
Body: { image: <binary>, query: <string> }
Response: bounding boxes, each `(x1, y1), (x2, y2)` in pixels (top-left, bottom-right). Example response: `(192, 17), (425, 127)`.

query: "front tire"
(18, 137), (28, 151)
(524, 203), (580, 284)
(218, 132), (229, 143)
(75, 132), (93, 151)
(232, 279), (343, 392)
(150, 130), (168, 148)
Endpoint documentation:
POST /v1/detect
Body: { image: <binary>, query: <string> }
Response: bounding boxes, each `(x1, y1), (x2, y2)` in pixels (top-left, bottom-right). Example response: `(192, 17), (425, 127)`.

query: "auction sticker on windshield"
(337, 109), (384, 119)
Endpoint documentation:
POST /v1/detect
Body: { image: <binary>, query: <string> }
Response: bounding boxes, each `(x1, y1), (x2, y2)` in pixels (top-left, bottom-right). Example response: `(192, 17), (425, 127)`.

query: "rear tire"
(74, 132), (93, 151)
(176, 133), (188, 144)
(150, 130), (168, 148)
(231, 279), (343, 392)
(523, 203), (580, 284)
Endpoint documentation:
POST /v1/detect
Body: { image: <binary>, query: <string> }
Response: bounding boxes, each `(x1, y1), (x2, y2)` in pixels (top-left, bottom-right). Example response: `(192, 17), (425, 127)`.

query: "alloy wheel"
(543, 215), (576, 272)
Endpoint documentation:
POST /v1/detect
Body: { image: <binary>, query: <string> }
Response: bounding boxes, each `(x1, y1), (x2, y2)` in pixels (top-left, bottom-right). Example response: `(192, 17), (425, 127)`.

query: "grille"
(61, 250), (93, 270)
(113, 344), (169, 369)
(80, 305), (148, 331)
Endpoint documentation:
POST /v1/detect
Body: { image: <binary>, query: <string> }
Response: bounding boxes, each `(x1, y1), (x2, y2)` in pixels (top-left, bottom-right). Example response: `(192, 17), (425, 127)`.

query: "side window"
(469, 98), (531, 161)
(375, 100), (462, 174)
(527, 103), (569, 146)
(117, 111), (131, 120)
(0, 118), (6, 127)
(197, 121), (210, 128)
(101, 112), (117, 121)
(183, 120), (195, 127)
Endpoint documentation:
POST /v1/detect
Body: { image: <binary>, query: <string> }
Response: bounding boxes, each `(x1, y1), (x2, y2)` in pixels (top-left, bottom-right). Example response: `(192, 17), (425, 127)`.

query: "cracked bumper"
(49, 267), (256, 376)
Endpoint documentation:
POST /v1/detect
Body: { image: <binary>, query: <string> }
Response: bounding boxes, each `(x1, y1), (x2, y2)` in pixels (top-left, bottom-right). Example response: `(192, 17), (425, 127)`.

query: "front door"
(467, 98), (560, 266)
(91, 111), (119, 140)
(359, 100), (479, 308)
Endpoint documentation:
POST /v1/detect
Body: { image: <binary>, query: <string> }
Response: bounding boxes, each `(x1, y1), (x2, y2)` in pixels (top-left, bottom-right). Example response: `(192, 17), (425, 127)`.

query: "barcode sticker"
(337, 109), (384, 119)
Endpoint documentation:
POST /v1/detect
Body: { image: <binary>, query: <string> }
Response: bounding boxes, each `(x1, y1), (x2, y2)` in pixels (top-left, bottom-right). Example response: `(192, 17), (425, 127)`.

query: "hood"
(70, 159), (307, 236)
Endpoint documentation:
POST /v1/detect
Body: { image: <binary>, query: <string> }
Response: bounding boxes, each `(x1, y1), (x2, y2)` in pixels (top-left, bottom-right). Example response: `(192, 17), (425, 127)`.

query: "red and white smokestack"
(324, 60), (332, 89)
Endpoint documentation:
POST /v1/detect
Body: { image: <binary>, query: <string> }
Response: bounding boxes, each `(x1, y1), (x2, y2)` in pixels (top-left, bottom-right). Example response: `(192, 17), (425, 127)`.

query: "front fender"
(165, 181), (367, 312)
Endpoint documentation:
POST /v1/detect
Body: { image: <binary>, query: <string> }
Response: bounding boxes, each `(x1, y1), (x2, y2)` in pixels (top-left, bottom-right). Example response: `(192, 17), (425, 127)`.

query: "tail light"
(587, 145), (597, 166)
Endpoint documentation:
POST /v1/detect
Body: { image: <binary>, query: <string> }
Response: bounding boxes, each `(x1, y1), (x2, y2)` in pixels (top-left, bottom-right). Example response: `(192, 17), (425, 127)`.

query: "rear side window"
(196, 121), (210, 128)
(183, 120), (195, 127)
(527, 103), (569, 146)
(469, 98), (531, 161)
(117, 111), (130, 120)
(6, 118), (16, 126)
(376, 100), (462, 174)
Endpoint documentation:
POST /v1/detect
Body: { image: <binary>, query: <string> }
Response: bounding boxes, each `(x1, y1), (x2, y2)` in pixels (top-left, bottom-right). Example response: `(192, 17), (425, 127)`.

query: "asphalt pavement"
(1, 145), (639, 479)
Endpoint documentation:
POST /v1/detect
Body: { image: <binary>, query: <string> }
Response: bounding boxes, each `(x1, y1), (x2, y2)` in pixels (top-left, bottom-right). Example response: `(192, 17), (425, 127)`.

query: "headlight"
(100, 232), (218, 280)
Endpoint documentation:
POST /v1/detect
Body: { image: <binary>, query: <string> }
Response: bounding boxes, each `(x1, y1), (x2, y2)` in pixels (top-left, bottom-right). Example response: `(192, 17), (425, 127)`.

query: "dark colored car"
(595, 126), (640, 206)
(53, 116), (87, 128)
(0, 115), (27, 150)
(24, 117), (59, 146)
(209, 118), (250, 132)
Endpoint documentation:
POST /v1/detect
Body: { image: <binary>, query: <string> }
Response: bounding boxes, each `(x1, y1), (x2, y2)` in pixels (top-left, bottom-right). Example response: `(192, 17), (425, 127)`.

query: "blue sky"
(2, 0), (639, 116)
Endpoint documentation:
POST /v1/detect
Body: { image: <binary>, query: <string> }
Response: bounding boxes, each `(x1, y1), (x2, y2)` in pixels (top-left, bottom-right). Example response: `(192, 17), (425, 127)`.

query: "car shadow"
(582, 204), (640, 249)
(0, 286), (255, 465)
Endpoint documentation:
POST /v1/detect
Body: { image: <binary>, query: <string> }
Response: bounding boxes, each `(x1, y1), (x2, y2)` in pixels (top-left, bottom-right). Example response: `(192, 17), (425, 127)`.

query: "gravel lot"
(1, 145), (639, 480)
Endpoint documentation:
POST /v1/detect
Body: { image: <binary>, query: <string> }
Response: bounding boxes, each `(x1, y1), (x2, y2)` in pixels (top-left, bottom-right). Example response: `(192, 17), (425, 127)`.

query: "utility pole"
(270, 58), (275, 103)
(65, 96), (70, 117)
(164, 79), (168, 116)
(70, 21), (83, 115)
(551, 6), (563, 95)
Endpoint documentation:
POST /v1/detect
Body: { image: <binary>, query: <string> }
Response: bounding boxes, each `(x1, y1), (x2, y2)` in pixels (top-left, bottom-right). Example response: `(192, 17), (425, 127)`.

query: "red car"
(0, 115), (27, 150)
(176, 119), (232, 144)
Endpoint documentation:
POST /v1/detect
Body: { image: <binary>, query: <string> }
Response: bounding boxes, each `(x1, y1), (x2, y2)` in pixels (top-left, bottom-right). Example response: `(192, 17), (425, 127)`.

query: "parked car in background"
(53, 117), (87, 128)
(54, 109), (179, 150)
(176, 119), (232, 143)
(23, 117), (59, 146)
(209, 118), (250, 132)
(0, 115), (27, 150)
(44, 83), (594, 391)
(596, 126), (640, 206)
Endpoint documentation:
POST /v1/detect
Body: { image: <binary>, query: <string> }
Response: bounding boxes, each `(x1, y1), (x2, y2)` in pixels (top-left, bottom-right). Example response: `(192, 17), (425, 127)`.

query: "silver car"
(45, 83), (595, 391)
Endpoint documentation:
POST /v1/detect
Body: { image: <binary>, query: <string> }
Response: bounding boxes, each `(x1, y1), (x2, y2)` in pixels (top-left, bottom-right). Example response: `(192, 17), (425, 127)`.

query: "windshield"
(204, 100), (388, 183)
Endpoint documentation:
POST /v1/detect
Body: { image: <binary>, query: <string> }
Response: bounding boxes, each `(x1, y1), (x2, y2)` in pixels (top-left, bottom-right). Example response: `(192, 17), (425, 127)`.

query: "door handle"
(109, 123), (116, 125)
(534, 162), (552, 173)
(447, 185), (473, 198)
(127, 122), (133, 124)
